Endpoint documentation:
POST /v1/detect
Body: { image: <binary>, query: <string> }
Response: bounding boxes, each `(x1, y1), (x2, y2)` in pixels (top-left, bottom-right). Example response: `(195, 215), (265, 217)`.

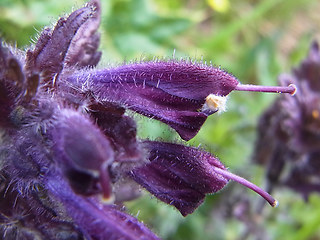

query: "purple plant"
(0, 1), (296, 239)
(254, 41), (320, 200)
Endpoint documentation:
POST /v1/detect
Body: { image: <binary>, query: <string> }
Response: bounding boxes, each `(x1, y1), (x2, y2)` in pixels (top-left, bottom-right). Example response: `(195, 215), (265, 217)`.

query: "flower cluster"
(254, 41), (320, 200)
(0, 1), (295, 239)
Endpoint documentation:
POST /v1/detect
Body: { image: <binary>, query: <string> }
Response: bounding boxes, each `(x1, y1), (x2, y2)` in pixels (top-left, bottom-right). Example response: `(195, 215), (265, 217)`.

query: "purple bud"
(0, 42), (25, 127)
(65, 0), (102, 68)
(25, 1), (99, 87)
(50, 110), (114, 199)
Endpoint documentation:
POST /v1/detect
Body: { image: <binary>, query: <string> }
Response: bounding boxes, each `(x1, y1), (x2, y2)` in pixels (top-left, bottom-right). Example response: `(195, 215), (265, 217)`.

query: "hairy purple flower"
(0, 0), (296, 239)
(131, 141), (277, 216)
(65, 61), (296, 141)
(254, 41), (320, 200)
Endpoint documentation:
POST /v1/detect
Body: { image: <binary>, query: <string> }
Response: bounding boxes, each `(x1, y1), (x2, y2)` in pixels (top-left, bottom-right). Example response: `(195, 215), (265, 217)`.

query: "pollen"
(205, 94), (227, 113)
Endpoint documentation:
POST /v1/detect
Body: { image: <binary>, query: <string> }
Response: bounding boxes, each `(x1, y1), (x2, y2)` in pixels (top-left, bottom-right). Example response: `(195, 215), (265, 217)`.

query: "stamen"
(234, 83), (297, 96)
(212, 166), (278, 207)
(204, 94), (227, 113)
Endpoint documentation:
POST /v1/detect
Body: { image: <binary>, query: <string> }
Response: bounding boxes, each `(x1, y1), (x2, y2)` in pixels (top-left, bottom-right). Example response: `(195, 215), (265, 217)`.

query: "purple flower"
(131, 141), (278, 216)
(65, 60), (295, 141)
(254, 41), (320, 200)
(0, 0), (296, 239)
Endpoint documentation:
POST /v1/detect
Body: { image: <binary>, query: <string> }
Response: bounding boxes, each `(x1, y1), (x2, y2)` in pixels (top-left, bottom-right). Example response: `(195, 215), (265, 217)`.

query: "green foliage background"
(1, 0), (320, 239)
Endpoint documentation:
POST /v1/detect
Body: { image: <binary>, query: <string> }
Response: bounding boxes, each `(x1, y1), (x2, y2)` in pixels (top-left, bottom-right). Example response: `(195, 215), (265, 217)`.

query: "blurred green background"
(1, 0), (320, 239)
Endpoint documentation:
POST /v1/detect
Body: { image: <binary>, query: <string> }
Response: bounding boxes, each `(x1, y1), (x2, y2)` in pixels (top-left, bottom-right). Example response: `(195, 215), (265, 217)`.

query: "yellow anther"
(205, 94), (227, 113)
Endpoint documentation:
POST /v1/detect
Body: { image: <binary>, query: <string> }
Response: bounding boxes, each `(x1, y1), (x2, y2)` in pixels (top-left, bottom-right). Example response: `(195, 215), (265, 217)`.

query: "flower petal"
(67, 61), (239, 140)
(89, 102), (142, 163)
(130, 141), (229, 216)
(46, 171), (161, 240)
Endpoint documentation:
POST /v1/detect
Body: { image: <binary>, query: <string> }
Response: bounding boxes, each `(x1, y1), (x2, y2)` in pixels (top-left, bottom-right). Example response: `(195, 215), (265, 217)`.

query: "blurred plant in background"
(1, 0), (320, 239)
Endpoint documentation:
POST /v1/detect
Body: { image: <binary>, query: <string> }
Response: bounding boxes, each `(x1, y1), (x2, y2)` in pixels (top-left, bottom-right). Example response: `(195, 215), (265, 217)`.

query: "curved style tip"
(288, 84), (297, 96)
(272, 199), (279, 208)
